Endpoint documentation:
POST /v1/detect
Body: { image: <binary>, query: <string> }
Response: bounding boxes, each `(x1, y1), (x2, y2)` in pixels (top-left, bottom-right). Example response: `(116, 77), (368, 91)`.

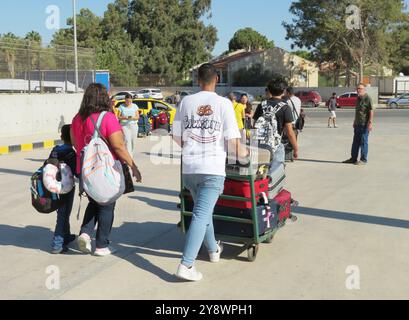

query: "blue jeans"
(53, 188), (75, 249)
(351, 125), (369, 163)
(80, 198), (116, 249)
(182, 174), (225, 267)
(269, 143), (285, 176)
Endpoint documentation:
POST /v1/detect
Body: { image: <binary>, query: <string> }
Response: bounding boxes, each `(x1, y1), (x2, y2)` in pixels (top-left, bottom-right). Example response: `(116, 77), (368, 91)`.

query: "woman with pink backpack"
(71, 83), (142, 257)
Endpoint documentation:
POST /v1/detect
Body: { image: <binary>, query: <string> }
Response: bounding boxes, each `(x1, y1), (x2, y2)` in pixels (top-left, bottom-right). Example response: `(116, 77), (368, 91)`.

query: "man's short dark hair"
(333, 92), (337, 96)
(228, 92), (236, 101)
(286, 87), (294, 96)
(198, 63), (217, 84)
(267, 76), (288, 96)
(241, 93), (248, 98)
(125, 94), (133, 99)
(61, 125), (71, 145)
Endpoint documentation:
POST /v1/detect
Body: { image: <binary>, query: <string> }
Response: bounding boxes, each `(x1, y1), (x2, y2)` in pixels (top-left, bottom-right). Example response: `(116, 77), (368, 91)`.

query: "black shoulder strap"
(288, 99), (299, 118)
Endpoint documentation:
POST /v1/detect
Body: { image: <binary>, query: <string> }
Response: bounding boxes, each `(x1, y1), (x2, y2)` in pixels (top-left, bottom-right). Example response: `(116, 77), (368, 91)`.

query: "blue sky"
(0, 0), (408, 56)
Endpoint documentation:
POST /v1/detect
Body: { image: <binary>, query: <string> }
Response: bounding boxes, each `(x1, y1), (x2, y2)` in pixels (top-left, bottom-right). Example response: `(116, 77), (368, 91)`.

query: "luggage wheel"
(247, 244), (259, 262)
(278, 221), (286, 228)
(291, 199), (300, 207)
(290, 214), (298, 222)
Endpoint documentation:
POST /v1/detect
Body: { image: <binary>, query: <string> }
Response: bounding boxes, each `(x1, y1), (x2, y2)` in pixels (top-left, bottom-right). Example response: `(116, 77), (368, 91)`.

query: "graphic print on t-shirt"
(197, 105), (214, 117)
(184, 105), (221, 144)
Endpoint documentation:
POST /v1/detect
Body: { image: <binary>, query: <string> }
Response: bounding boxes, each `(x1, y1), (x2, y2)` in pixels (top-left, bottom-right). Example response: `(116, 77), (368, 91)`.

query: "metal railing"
(0, 40), (95, 93)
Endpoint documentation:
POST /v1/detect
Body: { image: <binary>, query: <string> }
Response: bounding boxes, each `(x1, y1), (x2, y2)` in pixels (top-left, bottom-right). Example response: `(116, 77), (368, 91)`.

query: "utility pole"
(73, 0), (79, 93)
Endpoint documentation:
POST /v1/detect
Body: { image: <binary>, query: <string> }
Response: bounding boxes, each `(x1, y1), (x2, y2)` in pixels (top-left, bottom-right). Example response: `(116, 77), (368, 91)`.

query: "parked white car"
(111, 91), (136, 101)
(135, 88), (164, 100)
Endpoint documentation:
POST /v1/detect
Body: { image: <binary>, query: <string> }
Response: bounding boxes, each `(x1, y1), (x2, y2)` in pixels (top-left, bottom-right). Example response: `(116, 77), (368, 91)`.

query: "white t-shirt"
(288, 96), (302, 124)
(172, 91), (241, 176)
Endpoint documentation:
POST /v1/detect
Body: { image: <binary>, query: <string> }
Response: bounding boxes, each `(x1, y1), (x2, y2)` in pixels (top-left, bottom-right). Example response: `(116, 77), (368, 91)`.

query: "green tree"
(25, 31), (42, 44)
(51, 28), (73, 47)
(284, 0), (407, 84)
(292, 50), (314, 61)
(24, 31), (42, 72)
(0, 33), (22, 78)
(49, 0), (218, 86)
(128, 0), (217, 76)
(388, 19), (409, 75)
(101, 0), (129, 40)
(52, 8), (102, 48)
(97, 39), (143, 86)
(70, 9), (102, 48)
(228, 28), (274, 52)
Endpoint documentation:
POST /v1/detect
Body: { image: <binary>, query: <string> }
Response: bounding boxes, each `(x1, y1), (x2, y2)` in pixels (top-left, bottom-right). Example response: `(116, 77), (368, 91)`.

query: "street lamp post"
(73, 0), (79, 93)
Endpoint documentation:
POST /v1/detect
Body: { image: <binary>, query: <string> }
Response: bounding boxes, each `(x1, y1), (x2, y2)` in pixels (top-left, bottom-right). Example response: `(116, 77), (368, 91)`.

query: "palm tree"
(25, 31), (42, 72)
(25, 31), (42, 44)
(0, 33), (20, 78)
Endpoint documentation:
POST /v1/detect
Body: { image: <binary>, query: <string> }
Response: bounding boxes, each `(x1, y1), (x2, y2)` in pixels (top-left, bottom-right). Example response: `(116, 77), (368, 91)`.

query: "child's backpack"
(80, 112), (125, 205)
(158, 112), (169, 125)
(31, 158), (64, 214)
(43, 162), (75, 195)
(254, 101), (287, 155)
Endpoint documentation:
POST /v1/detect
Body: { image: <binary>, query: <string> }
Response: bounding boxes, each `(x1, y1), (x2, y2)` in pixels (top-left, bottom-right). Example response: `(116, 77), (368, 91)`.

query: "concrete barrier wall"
(0, 93), (83, 138)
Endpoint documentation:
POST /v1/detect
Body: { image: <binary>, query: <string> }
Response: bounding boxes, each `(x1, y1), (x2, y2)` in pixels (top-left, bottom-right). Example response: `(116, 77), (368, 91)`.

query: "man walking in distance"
(328, 93), (338, 128)
(343, 84), (374, 165)
(172, 63), (248, 281)
(286, 87), (302, 132)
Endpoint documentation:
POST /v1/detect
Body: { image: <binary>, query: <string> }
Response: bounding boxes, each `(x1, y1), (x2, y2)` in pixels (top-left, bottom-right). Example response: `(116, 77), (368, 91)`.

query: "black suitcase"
(183, 199), (278, 238)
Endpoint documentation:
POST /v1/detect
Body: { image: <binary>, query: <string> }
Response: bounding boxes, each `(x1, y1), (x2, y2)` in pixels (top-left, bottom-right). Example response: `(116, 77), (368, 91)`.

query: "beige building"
(191, 48), (319, 87)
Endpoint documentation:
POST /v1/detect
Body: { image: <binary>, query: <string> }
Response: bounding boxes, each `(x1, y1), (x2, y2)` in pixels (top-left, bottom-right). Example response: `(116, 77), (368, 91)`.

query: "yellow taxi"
(114, 98), (176, 125)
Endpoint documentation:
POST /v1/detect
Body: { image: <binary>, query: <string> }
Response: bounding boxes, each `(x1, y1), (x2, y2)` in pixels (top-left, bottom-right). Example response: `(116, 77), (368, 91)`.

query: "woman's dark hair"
(79, 83), (111, 121)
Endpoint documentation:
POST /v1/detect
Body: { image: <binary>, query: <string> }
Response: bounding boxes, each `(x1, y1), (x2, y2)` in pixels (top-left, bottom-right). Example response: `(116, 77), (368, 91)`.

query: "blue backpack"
(31, 158), (64, 214)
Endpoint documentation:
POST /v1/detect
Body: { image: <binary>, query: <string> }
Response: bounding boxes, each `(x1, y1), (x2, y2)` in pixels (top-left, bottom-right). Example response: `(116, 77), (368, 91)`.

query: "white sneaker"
(175, 264), (203, 282)
(77, 233), (92, 254)
(94, 246), (117, 257)
(209, 241), (224, 263)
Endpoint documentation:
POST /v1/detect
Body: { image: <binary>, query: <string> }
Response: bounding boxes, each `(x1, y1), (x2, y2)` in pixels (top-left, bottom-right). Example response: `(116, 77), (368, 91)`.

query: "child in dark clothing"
(49, 125), (77, 254)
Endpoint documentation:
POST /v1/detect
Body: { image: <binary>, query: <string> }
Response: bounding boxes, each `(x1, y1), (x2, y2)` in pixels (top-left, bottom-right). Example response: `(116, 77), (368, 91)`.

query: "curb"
(0, 139), (63, 155)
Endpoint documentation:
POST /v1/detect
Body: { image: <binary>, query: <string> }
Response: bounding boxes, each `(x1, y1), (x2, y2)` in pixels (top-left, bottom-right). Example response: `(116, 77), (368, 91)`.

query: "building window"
(299, 71), (308, 84)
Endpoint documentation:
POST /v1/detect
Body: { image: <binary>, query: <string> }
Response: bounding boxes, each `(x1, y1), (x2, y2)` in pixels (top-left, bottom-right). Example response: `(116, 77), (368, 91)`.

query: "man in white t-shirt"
(285, 87), (302, 127)
(172, 63), (248, 282)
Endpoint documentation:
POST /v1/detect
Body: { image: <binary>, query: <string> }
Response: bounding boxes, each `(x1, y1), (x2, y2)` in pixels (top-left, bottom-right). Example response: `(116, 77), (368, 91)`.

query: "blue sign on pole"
(95, 71), (110, 92)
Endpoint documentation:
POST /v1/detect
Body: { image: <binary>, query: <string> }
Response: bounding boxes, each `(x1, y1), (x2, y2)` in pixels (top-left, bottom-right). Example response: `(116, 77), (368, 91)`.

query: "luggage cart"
(180, 169), (277, 263)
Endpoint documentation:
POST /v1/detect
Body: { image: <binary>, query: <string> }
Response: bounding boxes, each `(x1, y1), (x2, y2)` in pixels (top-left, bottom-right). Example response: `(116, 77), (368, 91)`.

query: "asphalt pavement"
(0, 109), (408, 300)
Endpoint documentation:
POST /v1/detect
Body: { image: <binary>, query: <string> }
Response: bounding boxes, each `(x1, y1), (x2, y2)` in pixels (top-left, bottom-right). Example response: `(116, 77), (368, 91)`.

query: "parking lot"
(0, 109), (408, 300)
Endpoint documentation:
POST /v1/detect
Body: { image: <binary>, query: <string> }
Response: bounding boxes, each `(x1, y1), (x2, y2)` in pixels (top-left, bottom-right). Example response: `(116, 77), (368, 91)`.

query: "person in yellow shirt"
(228, 92), (245, 130)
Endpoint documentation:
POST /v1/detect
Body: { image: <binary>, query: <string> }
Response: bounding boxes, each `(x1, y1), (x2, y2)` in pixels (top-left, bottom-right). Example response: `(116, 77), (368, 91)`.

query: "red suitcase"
(217, 178), (269, 209)
(273, 189), (292, 225)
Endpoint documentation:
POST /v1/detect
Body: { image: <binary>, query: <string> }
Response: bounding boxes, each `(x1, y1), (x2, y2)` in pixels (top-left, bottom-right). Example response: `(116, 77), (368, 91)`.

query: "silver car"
(388, 94), (409, 108)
